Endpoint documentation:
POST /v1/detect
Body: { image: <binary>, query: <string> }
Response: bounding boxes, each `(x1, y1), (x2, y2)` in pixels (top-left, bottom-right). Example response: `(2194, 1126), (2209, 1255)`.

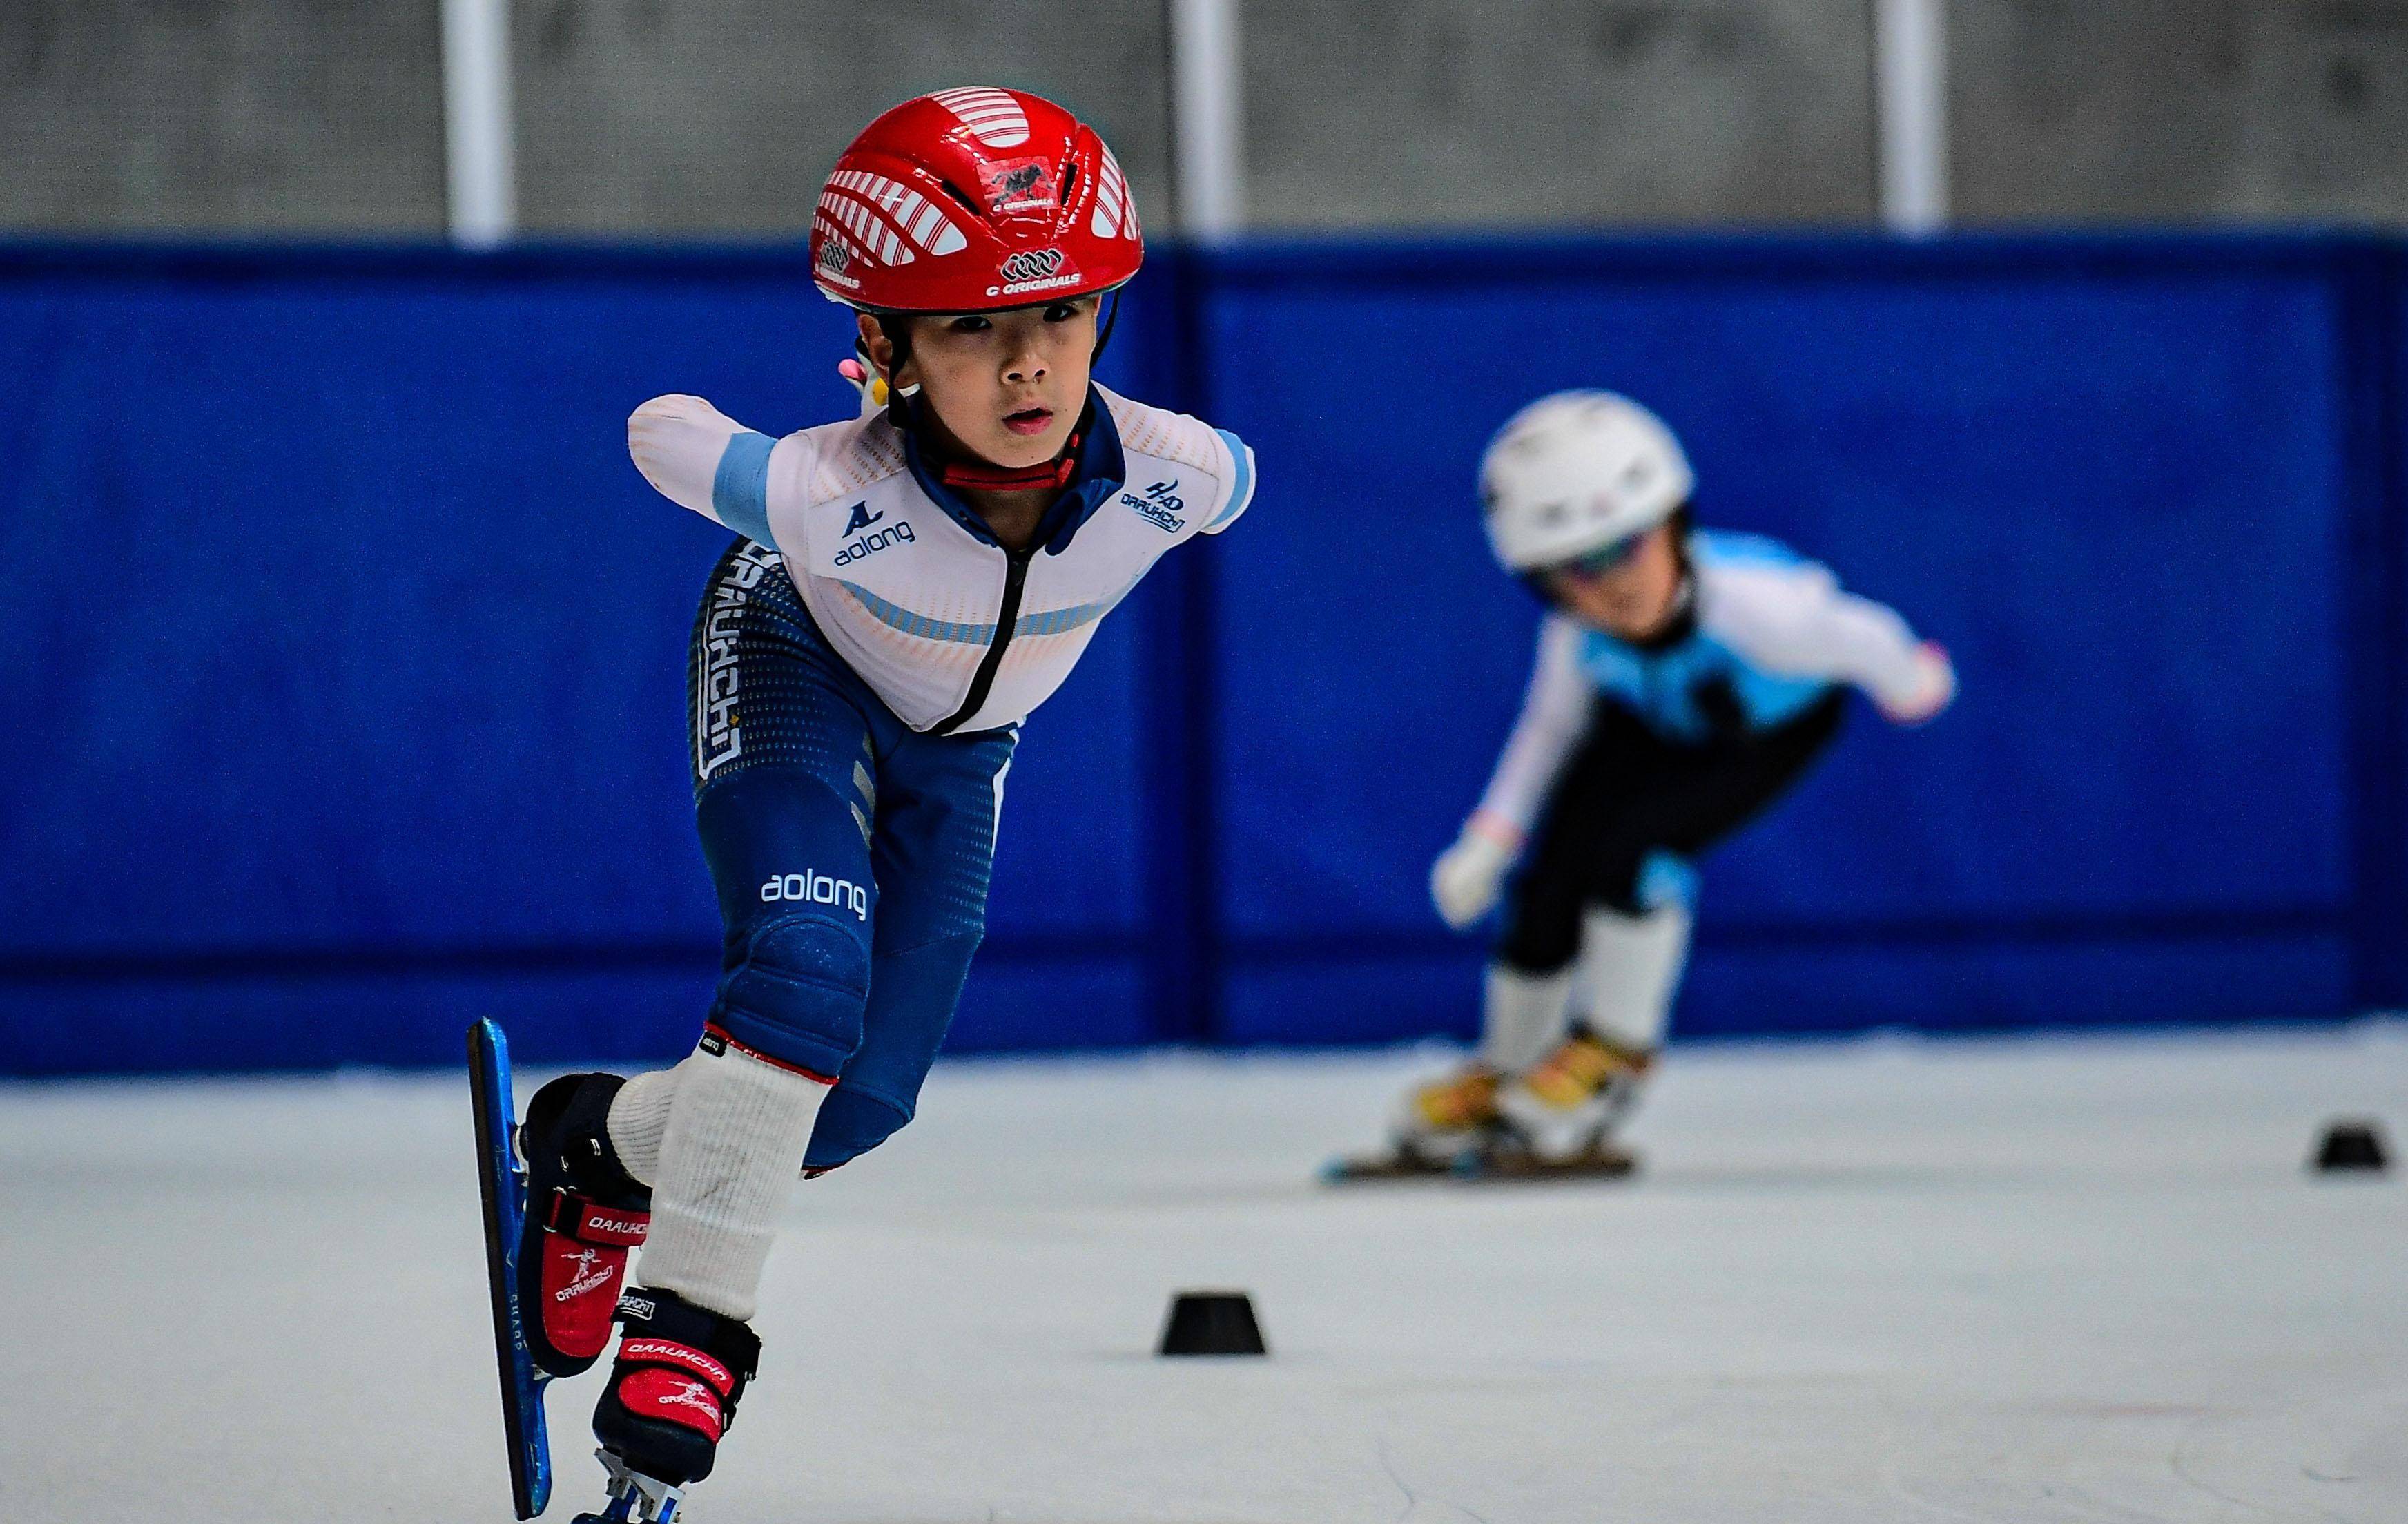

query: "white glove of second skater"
(1429, 813), (1522, 930)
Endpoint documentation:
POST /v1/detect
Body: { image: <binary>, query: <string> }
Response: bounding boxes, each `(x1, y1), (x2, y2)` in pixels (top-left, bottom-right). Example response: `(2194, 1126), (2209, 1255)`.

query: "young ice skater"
(1366, 391), (1952, 1177)
(487, 88), (1254, 1519)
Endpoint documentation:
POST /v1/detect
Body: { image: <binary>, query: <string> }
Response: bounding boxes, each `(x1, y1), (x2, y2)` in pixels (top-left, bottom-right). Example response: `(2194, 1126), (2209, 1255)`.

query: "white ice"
(3, 1025), (2405, 1523)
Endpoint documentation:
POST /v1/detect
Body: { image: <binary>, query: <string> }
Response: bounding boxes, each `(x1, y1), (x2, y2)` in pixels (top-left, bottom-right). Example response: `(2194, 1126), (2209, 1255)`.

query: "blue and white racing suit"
(1477, 530), (1937, 973)
(632, 385), (1253, 1167)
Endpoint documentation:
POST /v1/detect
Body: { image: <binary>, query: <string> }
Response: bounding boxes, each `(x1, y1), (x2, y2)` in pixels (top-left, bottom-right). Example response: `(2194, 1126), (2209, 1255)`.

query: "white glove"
(1878, 641), (1956, 726)
(1430, 816), (1521, 930)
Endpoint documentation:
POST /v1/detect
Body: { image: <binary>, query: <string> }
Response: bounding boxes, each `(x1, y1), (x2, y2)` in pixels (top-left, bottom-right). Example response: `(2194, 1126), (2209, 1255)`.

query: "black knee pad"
(709, 913), (873, 1077)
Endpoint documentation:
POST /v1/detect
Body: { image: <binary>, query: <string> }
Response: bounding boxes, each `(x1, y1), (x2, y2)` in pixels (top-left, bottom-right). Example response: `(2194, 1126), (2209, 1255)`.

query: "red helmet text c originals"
(810, 88), (1143, 315)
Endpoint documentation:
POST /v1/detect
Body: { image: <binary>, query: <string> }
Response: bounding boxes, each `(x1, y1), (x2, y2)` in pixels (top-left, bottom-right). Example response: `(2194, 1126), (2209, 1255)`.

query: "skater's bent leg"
(1477, 965), (1577, 1072)
(639, 1043), (833, 1322)
(1479, 706), (1667, 1065)
(692, 766), (880, 1077)
(1593, 692), (1846, 909)
(1492, 701), (1667, 974)
(1572, 896), (1691, 1052)
(803, 724), (1012, 1173)
(804, 931), (982, 1171)
(639, 764), (876, 1320)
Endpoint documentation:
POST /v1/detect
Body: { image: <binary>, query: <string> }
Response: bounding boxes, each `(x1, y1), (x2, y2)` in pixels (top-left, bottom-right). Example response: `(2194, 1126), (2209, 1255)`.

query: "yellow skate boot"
(1326, 1063), (1505, 1181)
(1493, 1027), (1653, 1168)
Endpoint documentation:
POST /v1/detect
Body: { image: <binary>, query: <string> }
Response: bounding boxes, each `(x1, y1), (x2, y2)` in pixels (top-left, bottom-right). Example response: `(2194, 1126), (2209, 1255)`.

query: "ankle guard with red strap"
(595, 1289), (762, 1487)
(515, 1072), (652, 1378)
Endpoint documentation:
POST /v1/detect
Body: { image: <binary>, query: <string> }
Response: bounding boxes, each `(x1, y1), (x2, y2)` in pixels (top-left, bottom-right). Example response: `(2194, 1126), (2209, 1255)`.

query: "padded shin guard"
(1573, 903), (1691, 1053)
(1477, 965), (1577, 1074)
(635, 1037), (833, 1324)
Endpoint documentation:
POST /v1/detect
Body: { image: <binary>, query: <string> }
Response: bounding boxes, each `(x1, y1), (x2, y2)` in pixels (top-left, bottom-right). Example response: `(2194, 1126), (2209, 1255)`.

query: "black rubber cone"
(1157, 1291), (1268, 1356)
(2312, 1118), (2390, 1173)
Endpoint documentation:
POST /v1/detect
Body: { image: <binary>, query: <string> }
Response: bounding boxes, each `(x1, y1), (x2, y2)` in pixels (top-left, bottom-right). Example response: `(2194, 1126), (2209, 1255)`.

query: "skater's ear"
(855, 312), (922, 396)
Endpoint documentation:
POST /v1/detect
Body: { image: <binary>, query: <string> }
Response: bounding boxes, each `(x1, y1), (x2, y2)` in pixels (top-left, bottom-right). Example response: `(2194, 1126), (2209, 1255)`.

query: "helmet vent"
(937, 179), (981, 214)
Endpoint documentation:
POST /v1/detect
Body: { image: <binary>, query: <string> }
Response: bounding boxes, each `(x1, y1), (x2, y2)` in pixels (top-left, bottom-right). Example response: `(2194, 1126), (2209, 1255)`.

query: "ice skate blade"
(468, 1018), (553, 1519)
(1458, 1143), (1641, 1182)
(576, 1450), (684, 1524)
(1321, 1146), (1472, 1184)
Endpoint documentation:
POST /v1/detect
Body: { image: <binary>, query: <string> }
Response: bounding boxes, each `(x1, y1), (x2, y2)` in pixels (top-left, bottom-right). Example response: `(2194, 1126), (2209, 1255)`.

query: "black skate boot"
(581, 1289), (762, 1523)
(516, 1073), (652, 1377)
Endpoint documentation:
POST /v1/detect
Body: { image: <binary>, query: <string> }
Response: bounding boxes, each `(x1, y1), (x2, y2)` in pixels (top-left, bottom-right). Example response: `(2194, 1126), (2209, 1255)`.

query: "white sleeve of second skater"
(1704, 561), (1931, 713)
(1471, 613), (1593, 838)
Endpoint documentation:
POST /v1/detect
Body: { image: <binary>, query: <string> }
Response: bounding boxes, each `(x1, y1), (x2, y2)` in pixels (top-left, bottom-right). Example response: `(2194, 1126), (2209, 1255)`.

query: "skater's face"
(863, 299), (1098, 470)
(1546, 522), (1684, 639)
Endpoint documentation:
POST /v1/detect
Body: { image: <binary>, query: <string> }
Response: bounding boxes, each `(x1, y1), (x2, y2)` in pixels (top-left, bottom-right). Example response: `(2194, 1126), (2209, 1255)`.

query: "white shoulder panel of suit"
(1471, 534), (1930, 835)
(629, 385), (1254, 734)
(1691, 545), (1930, 713)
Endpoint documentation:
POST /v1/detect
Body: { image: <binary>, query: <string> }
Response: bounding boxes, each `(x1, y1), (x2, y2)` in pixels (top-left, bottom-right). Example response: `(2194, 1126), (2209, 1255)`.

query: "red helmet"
(810, 88), (1143, 315)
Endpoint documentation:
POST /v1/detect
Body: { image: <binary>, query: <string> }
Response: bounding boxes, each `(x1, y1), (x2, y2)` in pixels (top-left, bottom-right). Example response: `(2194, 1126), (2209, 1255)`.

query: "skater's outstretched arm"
(1702, 561), (1955, 724)
(628, 394), (790, 548)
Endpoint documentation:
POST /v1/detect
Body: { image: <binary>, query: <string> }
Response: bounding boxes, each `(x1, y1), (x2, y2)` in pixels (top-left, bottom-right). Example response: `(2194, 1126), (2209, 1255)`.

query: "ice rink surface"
(4, 1025), (2405, 1524)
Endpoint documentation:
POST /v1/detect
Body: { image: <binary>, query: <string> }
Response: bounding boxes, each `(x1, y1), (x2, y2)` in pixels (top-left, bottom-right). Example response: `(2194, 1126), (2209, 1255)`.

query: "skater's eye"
(945, 315), (993, 334)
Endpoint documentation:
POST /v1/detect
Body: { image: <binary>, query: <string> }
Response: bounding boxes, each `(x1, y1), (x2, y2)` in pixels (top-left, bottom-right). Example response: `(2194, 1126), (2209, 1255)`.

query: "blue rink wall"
(1, 233), (2404, 1074)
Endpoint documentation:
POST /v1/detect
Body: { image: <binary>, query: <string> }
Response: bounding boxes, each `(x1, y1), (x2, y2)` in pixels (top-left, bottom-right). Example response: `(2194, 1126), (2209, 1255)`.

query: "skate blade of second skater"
(1321, 1142), (1640, 1184)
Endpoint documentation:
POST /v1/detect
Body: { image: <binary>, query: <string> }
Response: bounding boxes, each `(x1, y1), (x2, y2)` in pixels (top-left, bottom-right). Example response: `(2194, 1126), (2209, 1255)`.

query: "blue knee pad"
(709, 911), (872, 1079)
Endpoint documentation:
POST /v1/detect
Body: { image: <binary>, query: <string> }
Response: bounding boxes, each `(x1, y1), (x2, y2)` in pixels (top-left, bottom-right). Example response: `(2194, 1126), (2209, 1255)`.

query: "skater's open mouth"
(1003, 406), (1054, 436)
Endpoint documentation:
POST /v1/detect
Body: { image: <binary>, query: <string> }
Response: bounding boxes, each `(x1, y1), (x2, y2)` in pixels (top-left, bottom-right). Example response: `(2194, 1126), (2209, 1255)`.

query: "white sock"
(633, 1043), (833, 1323)
(1478, 965), (1576, 1073)
(604, 1063), (683, 1187)
(1573, 903), (1692, 1052)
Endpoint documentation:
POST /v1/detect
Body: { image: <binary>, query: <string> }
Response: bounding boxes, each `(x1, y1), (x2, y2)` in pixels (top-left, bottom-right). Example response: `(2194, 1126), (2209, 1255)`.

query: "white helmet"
(1479, 391), (1695, 572)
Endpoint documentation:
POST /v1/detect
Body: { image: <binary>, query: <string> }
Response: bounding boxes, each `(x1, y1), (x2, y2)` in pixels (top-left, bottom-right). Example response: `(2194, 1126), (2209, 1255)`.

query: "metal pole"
(1874, 0), (1948, 234)
(1170, 0), (1245, 240)
(441, 0), (517, 247)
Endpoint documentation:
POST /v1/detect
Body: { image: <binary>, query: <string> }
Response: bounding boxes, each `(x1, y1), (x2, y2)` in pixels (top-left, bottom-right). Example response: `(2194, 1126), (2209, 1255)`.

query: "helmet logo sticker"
(991, 247), (1083, 298)
(933, 86), (1031, 148)
(979, 157), (1059, 215)
(1000, 249), (1065, 282)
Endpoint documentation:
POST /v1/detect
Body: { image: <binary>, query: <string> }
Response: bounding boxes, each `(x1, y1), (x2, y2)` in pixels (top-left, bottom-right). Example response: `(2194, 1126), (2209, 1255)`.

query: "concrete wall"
(1951, 0), (2408, 223)
(0, 1), (445, 233)
(511, 0), (1173, 235)
(0, 1), (2402, 236)
(1243, 0), (1878, 227)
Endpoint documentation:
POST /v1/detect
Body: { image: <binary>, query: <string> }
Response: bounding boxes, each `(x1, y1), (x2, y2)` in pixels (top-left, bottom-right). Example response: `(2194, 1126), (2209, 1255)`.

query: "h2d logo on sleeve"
(1120, 479), (1185, 532)
(761, 870), (871, 920)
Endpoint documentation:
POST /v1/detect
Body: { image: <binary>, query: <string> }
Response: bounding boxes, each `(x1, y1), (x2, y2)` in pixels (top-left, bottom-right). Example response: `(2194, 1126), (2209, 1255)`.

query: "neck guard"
(933, 438), (1082, 493)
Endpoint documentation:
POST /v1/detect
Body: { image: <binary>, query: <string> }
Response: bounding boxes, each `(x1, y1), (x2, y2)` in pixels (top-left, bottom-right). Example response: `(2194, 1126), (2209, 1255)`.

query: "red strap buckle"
(544, 1189), (650, 1246)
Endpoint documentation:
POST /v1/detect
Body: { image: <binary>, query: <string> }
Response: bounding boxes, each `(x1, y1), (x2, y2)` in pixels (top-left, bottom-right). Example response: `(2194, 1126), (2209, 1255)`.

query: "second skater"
(1363, 391), (1954, 1178)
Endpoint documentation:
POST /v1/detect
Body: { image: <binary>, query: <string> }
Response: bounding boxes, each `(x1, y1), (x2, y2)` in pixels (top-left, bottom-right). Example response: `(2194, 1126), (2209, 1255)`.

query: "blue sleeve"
(1203, 428), (1255, 532)
(711, 431), (778, 546)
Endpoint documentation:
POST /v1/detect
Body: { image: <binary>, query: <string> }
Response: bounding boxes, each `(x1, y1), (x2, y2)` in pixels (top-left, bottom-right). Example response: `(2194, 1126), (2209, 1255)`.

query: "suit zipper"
(933, 544), (1031, 735)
